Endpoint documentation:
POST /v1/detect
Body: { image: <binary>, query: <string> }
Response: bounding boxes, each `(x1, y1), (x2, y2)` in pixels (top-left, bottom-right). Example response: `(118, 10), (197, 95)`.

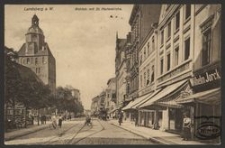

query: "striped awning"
(122, 89), (161, 111)
(139, 80), (188, 109)
(155, 101), (183, 108)
(122, 93), (153, 111)
(176, 88), (220, 105)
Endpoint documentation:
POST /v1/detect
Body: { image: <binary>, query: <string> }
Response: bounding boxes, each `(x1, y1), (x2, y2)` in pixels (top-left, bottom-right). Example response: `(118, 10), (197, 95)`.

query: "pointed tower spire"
(32, 14), (39, 26)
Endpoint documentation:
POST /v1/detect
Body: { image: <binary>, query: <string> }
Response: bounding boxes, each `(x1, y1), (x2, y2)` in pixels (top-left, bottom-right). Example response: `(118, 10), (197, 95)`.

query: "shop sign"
(191, 68), (221, 87)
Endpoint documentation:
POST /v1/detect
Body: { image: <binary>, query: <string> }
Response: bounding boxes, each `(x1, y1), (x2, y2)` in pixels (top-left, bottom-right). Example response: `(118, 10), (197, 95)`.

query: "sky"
(4, 4), (133, 110)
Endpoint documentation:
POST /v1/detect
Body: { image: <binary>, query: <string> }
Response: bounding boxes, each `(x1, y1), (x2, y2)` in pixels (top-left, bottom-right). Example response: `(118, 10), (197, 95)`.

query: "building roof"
(4, 46), (43, 84)
(18, 42), (54, 57)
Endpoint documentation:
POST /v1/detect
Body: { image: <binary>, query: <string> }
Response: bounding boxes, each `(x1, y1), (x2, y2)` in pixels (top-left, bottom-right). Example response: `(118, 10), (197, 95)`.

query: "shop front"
(138, 80), (189, 131)
(177, 62), (221, 142)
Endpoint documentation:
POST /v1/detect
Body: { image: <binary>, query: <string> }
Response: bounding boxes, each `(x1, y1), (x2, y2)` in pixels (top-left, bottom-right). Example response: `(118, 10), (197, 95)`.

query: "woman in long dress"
(182, 112), (191, 140)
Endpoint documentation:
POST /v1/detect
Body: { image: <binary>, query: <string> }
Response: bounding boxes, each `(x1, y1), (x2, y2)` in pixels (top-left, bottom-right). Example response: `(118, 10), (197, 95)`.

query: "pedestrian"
(118, 111), (123, 126)
(51, 115), (57, 129)
(58, 116), (63, 128)
(134, 111), (138, 126)
(182, 112), (191, 141)
(85, 115), (91, 126)
(41, 115), (44, 124)
(43, 115), (46, 124)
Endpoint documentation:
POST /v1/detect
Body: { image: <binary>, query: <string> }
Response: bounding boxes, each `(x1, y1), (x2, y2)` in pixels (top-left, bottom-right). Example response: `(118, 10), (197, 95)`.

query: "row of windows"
(160, 37), (190, 75)
(161, 5), (191, 45)
(129, 77), (138, 93)
(21, 56), (47, 65)
(140, 37), (155, 65)
(140, 65), (155, 88)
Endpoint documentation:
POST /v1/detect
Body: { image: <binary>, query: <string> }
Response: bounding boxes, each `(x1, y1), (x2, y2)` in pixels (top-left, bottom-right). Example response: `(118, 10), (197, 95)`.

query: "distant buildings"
(71, 88), (81, 102)
(90, 77), (117, 118)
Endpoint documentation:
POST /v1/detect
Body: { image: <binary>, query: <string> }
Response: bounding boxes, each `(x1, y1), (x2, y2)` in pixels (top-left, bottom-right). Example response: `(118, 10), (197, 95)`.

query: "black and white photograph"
(3, 4), (221, 145)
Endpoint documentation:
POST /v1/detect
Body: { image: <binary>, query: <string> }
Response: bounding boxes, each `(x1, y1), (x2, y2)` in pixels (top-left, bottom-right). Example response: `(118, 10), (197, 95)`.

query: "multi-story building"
(105, 78), (117, 117)
(138, 4), (195, 132)
(90, 96), (100, 117)
(17, 14), (56, 94)
(176, 4), (221, 141)
(115, 33), (127, 109)
(123, 4), (161, 123)
(71, 88), (81, 102)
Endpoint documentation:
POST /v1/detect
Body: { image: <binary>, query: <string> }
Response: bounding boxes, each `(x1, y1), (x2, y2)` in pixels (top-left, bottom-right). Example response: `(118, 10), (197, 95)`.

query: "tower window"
(27, 58), (30, 64)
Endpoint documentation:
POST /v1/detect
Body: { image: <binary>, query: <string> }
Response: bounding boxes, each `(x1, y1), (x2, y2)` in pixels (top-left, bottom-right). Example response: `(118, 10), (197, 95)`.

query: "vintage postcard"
(3, 3), (221, 145)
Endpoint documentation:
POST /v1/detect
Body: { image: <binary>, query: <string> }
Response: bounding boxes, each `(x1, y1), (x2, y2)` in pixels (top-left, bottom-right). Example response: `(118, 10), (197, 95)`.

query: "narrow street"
(5, 119), (157, 145)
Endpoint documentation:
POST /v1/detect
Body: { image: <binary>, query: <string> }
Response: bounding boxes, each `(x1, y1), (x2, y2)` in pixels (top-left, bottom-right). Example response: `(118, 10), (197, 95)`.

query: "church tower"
(17, 14), (56, 94)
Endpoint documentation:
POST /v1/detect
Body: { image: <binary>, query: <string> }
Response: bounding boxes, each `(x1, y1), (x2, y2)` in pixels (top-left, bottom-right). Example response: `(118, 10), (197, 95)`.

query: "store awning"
(132, 89), (162, 109)
(155, 101), (183, 108)
(122, 92), (154, 111)
(176, 88), (220, 105)
(139, 80), (188, 109)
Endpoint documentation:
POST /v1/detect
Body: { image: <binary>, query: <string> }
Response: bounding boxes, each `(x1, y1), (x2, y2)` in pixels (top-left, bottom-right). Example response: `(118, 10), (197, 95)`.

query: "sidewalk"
(108, 119), (211, 145)
(4, 121), (51, 141)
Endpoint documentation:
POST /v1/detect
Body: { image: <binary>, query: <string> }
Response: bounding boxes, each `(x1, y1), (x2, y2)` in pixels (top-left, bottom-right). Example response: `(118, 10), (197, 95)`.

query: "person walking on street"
(43, 115), (46, 124)
(182, 112), (191, 141)
(118, 111), (123, 126)
(51, 115), (57, 129)
(58, 116), (63, 128)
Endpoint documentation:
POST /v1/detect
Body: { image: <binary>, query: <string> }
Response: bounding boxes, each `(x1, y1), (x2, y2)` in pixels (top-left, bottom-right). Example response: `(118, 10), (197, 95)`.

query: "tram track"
(68, 119), (105, 144)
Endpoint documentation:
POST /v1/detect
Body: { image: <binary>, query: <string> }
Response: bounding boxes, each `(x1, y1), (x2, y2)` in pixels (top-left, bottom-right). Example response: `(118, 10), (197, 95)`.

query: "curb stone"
(109, 121), (170, 145)
(5, 124), (50, 141)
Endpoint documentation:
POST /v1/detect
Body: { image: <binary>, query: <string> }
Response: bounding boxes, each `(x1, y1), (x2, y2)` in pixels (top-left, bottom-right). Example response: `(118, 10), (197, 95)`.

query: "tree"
(4, 47), (54, 127)
(54, 86), (84, 116)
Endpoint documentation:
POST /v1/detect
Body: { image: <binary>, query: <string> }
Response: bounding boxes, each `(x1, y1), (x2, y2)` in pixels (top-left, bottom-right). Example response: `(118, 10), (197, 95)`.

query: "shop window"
(202, 29), (211, 66)
(184, 38), (190, 60)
